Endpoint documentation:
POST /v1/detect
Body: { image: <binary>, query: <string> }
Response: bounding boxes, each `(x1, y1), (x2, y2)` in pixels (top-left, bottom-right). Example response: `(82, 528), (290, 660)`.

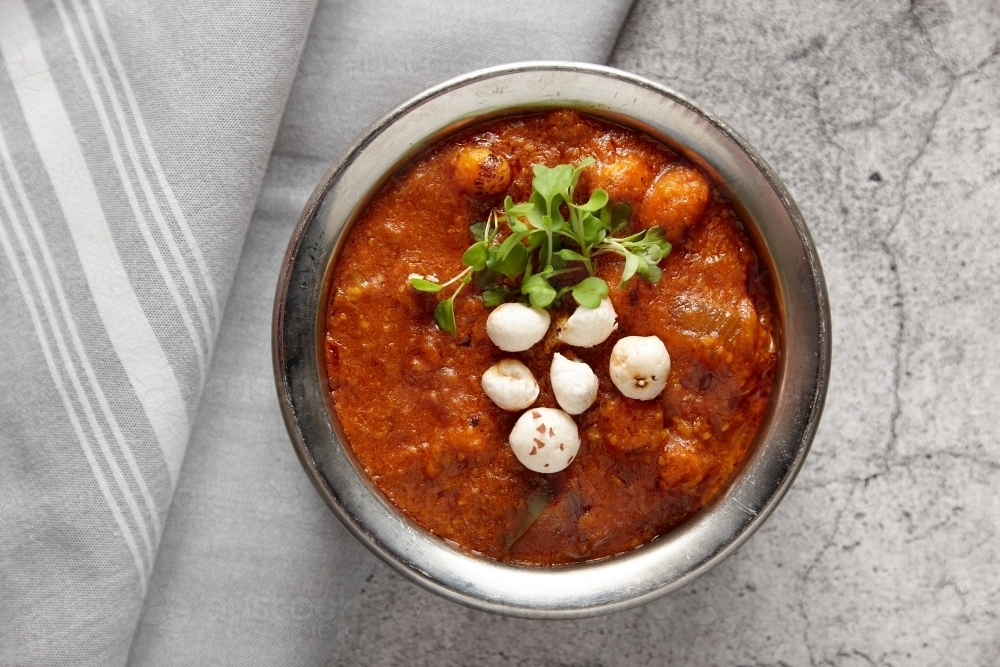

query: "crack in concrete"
(847, 648), (877, 667)
(909, 0), (956, 77)
(796, 479), (861, 667)
(910, 0), (1000, 78)
(958, 41), (1000, 78)
(881, 77), (957, 469)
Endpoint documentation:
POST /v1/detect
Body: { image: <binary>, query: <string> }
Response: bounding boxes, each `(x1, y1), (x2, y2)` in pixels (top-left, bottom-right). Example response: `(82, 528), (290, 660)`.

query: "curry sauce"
(325, 110), (775, 565)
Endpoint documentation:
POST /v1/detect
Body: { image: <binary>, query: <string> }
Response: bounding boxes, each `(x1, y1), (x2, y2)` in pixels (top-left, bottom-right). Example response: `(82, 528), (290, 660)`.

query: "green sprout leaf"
(469, 221), (488, 243)
(641, 226), (670, 252)
(582, 213), (605, 246)
(528, 191), (547, 215)
(609, 202), (631, 232)
(462, 242), (489, 271)
(482, 283), (517, 308)
(495, 232), (522, 261)
(412, 156), (670, 338)
(409, 277), (444, 293)
(532, 164), (574, 203)
(488, 241), (529, 280)
(574, 188), (608, 212)
(571, 276), (609, 308)
(521, 273), (557, 309)
(556, 248), (587, 263)
(572, 156), (596, 181)
(473, 268), (500, 289)
(538, 212), (565, 234)
(620, 252), (641, 287)
(524, 229), (545, 252)
(434, 298), (456, 337)
(506, 199), (542, 230)
(637, 262), (662, 284)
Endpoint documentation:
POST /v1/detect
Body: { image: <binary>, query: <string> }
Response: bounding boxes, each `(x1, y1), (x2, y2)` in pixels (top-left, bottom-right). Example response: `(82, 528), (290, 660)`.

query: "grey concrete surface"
(326, 1), (1000, 665)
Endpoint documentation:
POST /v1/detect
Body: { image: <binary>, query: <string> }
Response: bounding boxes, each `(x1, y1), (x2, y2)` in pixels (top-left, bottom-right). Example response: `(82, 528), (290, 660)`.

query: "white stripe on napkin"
(89, 0), (222, 324)
(54, 0), (209, 378)
(0, 0), (189, 487)
(0, 126), (162, 550)
(0, 164), (149, 596)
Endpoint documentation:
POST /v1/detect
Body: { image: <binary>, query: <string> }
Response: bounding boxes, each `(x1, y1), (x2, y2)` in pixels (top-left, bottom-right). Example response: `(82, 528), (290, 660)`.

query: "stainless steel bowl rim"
(273, 61), (831, 619)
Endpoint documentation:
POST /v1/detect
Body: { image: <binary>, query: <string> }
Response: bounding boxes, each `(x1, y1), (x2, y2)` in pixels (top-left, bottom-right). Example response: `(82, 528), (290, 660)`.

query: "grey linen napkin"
(128, 2), (634, 665)
(0, 0), (314, 663)
(0, 0), (633, 665)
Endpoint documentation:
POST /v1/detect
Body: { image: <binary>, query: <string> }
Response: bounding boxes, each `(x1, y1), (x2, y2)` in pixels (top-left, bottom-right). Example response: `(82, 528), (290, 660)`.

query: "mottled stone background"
(327, 1), (1000, 665)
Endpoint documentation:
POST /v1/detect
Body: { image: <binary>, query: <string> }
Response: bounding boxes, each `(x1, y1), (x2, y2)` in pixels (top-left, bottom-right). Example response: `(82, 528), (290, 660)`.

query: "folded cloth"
(0, 0), (632, 665)
(0, 0), (313, 663)
(129, 2), (634, 665)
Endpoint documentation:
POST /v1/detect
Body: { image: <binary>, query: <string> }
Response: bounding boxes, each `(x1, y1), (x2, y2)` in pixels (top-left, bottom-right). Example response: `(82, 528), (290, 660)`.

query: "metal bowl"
(273, 62), (830, 618)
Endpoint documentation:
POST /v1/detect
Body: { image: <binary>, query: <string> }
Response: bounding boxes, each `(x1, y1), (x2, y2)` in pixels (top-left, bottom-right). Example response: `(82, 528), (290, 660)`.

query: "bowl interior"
(273, 62), (830, 618)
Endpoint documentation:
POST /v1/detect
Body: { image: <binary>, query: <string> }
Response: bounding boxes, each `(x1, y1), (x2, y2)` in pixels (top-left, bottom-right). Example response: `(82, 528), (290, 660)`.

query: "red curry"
(325, 110), (775, 565)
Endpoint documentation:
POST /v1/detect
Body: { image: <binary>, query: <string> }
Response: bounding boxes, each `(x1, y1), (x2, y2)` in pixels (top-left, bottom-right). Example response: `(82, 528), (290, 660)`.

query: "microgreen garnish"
(409, 158), (672, 336)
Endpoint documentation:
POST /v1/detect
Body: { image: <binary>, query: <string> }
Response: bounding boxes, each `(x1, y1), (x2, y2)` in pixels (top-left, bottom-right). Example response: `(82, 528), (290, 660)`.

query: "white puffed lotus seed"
(486, 302), (550, 352)
(481, 359), (539, 411)
(549, 353), (598, 415)
(609, 335), (670, 400)
(557, 297), (618, 347)
(508, 407), (581, 474)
